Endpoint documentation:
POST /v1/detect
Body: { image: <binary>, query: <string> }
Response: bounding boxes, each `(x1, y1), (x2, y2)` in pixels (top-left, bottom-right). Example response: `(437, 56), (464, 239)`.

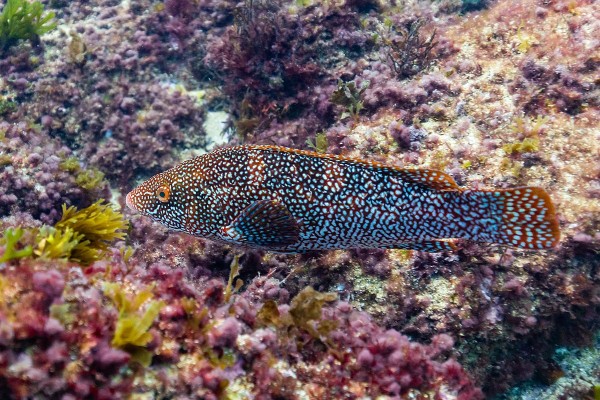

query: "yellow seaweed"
(103, 283), (165, 367)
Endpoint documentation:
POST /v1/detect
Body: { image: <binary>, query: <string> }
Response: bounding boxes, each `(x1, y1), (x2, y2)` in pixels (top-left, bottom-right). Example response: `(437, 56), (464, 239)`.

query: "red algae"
(0, 247), (482, 398)
(0, 0), (598, 397)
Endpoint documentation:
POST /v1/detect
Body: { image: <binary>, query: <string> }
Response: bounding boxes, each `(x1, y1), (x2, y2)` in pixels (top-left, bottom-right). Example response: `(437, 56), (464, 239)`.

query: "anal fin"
(220, 200), (300, 248)
(387, 240), (458, 252)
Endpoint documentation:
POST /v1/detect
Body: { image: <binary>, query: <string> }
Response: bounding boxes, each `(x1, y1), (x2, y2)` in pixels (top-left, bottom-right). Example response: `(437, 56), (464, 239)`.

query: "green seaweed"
(257, 286), (338, 339)
(256, 299), (280, 327)
(0, 0), (57, 51)
(119, 246), (134, 263)
(49, 303), (76, 326)
(34, 201), (127, 265)
(3, 202), (127, 265)
(207, 348), (237, 369)
(0, 228), (33, 263)
(103, 283), (165, 367)
(330, 79), (369, 121)
(181, 297), (208, 330)
(510, 115), (547, 137)
(306, 131), (328, 153)
(67, 31), (86, 65)
(34, 226), (81, 260)
(59, 156), (80, 173)
(74, 168), (106, 190)
(502, 138), (539, 154)
(0, 154), (13, 166)
(224, 255), (243, 303)
(289, 286), (337, 334)
(0, 99), (17, 116)
(59, 157), (107, 190)
(55, 201), (128, 265)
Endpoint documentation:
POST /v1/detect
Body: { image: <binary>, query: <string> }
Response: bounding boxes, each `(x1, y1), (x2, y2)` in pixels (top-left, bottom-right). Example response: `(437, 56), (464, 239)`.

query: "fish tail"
(451, 187), (560, 249)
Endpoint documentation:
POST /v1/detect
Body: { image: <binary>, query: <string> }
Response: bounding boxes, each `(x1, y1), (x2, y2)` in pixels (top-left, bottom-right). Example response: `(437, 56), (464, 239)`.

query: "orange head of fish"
(126, 169), (188, 231)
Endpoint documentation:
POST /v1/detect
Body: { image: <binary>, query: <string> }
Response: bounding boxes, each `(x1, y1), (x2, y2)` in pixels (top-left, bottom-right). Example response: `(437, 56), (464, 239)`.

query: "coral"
(460, 0), (490, 12)
(204, 1), (320, 124)
(501, 319), (600, 399)
(0, 0), (56, 52)
(2, 2), (209, 188)
(37, 79), (206, 185)
(244, 283), (482, 398)
(32, 269), (65, 299)
(163, 0), (197, 18)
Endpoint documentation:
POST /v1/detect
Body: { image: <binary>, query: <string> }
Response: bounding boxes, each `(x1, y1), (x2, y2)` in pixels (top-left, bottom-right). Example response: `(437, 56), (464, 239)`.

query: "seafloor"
(0, 0), (598, 399)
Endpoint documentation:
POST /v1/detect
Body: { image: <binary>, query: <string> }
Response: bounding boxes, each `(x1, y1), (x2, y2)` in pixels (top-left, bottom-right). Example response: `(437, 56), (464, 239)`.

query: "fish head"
(126, 169), (188, 231)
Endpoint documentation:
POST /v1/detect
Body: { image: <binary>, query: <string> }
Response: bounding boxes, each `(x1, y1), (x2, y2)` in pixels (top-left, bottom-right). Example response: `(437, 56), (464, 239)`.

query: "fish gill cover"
(0, 0), (598, 399)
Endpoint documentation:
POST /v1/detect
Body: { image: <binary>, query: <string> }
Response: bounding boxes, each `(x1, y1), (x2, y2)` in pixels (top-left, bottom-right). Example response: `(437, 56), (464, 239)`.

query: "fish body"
(126, 145), (560, 252)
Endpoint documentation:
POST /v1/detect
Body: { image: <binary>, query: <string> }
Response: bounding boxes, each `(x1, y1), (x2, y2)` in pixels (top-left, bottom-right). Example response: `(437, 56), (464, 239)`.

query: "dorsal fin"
(388, 168), (461, 191)
(232, 145), (461, 192)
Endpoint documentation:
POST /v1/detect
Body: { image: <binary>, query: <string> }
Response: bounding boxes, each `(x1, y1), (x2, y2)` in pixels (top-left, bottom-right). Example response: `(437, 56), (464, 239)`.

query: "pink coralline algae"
(0, 0), (599, 397)
(0, 243), (482, 399)
(2, 0), (208, 188)
(204, 1), (372, 146)
(32, 270), (65, 299)
(0, 122), (109, 224)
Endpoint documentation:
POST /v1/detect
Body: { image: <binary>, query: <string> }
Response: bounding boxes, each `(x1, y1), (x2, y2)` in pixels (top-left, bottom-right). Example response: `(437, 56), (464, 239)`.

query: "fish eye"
(156, 184), (171, 203)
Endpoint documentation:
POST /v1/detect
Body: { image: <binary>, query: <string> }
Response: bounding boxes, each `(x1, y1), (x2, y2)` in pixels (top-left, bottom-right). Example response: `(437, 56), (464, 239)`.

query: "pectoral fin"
(220, 200), (300, 247)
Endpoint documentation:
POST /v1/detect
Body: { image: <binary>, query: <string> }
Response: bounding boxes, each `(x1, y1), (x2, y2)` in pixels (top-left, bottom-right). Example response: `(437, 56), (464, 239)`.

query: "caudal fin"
(494, 187), (560, 249)
(452, 187), (560, 249)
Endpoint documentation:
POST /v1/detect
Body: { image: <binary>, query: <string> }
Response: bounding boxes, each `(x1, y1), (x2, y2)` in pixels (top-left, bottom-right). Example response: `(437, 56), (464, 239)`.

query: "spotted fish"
(126, 145), (560, 252)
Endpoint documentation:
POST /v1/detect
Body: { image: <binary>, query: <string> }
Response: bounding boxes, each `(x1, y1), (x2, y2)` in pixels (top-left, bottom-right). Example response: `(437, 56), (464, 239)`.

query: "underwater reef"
(0, 0), (598, 398)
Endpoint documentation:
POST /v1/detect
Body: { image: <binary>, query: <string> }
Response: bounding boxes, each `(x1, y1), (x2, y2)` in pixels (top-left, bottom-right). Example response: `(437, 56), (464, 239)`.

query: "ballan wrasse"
(126, 145), (560, 252)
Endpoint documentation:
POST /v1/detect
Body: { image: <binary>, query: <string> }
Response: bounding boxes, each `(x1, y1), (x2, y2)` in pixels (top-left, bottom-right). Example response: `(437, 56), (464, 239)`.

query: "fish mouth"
(125, 191), (137, 212)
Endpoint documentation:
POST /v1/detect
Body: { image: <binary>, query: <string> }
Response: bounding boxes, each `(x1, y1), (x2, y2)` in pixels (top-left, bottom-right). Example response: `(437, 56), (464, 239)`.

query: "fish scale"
(126, 145), (560, 252)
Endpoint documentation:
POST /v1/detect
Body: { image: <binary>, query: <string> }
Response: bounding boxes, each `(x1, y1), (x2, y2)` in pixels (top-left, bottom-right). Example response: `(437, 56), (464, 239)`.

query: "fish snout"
(125, 191), (137, 212)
